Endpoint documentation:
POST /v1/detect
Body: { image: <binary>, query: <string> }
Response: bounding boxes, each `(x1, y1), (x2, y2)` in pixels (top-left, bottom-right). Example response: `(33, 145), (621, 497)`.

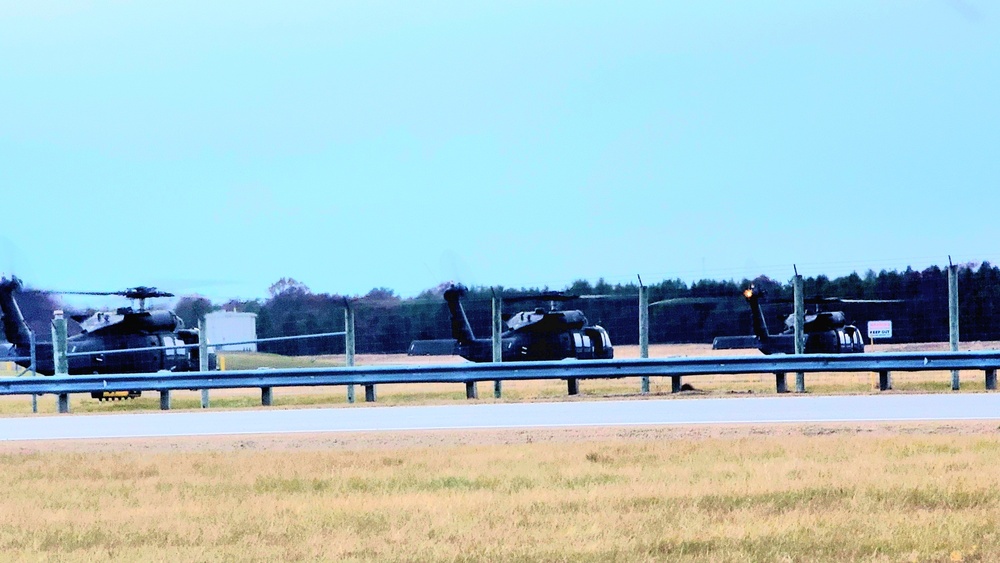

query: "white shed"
(204, 311), (258, 352)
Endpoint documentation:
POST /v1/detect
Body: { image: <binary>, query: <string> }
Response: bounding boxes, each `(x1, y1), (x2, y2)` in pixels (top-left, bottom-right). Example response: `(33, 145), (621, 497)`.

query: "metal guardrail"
(1, 350), (999, 413)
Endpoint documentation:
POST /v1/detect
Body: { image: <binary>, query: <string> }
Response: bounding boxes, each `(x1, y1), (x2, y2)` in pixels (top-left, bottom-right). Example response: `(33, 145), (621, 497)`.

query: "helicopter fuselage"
(443, 285), (614, 363)
(23, 331), (199, 375)
(1, 277), (211, 378)
(743, 288), (866, 355)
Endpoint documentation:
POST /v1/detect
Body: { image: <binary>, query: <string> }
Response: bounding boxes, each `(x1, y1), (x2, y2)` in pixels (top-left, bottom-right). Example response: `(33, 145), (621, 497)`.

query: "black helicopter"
(742, 286), (898, 354)
(0, 276), (214, 398)
(442, 284), (613, 362)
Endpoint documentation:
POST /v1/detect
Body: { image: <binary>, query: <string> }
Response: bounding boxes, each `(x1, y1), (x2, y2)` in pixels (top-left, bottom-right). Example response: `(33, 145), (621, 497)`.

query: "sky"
(2, 1), (998, 306)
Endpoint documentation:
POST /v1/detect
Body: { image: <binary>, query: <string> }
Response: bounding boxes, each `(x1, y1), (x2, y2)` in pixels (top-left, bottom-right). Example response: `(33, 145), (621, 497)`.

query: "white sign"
(867, 320), (893, 339)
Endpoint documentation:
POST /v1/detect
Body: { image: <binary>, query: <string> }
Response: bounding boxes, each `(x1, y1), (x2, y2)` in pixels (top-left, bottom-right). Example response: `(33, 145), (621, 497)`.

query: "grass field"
(2, 343), (999, 415)
(2, 424), (999, 561)
(4, 345), (1000, 560)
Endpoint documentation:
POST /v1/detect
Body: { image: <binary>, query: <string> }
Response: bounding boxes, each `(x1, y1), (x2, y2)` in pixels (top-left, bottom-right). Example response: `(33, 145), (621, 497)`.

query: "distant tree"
(361, 287), (399, 303)
(218, 299), (262, 314)
(173, 296), (215, 329)
(566, 279), (595, 295)
(268, 278), (310, 297)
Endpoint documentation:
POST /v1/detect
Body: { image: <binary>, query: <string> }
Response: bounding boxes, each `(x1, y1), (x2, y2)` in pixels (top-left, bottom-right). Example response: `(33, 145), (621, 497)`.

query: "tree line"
(170, 263), (1000, 355)
(8, 263), (998, 354)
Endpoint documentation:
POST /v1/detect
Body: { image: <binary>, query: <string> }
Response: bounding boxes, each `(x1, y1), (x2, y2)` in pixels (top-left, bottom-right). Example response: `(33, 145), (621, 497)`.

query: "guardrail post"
(198, 319), (210, 409)
(639, 279), (650, 394)
(345, 302), (357, 403)
(986, 369), (997, 391)
(793, 273), (806, 393)
(261, 387), (273, 406)
(159, 391), (171, 410)
(671, 376), (681, 393)
(364, 384), (376, 402)
(57, 394), (70, 414)
(492, 291), (503, 398)
(878, 371), (891, 391)
(775, 372), (788, 394)
(949, 262), (960, 390)
(465, 381), (478, 399)
(567, 378), (579, 395)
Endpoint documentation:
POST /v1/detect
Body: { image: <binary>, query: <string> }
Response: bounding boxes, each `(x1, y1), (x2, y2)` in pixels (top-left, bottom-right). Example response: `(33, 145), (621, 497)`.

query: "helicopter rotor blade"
(648, 297), (733, 307)
(770, 296), (905, 305)
(47, 290), (122, 296)
(36, 287), (175, 300)
(504, 292), (580, 303)
(831, 298), (904, 304)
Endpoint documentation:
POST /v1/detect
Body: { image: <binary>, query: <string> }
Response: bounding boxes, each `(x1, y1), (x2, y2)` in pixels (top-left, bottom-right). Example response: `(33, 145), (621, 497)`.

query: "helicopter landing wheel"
(91, 391), (142, 401)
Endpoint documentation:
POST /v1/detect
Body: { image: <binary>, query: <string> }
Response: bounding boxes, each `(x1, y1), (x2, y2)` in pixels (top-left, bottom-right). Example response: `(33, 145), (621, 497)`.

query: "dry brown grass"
(2, 424), (1000, 561)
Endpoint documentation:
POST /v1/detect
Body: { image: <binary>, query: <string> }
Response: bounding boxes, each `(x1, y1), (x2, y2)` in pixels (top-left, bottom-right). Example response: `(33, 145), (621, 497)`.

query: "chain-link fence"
(5, 263), (1000, 363)
(245, 263), (1000, 357)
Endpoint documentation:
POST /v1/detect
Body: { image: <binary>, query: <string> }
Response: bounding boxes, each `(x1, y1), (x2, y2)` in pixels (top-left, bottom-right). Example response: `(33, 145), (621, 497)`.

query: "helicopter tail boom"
(742, 287), (771, 352)
(443, 285), (476, 344)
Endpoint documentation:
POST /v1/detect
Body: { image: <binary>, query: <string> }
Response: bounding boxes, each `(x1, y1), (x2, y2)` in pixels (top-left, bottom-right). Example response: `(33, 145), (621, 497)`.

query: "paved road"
(2, 394), (999, 441)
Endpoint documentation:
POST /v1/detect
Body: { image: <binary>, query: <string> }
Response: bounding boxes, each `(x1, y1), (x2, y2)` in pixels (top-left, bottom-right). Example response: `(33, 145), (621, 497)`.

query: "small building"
(204, 311), (258, 352)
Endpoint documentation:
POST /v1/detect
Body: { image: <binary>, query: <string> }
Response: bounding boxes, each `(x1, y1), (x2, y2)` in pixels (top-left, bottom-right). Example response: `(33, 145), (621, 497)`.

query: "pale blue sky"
(2, 1), (998, 303)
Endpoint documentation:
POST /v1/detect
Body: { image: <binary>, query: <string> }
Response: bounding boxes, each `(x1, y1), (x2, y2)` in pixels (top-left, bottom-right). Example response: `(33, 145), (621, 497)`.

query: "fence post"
(492, 290), (502, 399)
(793, 273), (806, 393)
(261, 387), (273, 406)
(465, 381), (478, 399)
(639, 278), (650, 394)
(949, 262), (960, 390)
(52, 311), (70, 413)
(29, 330), (37, 414)
(51, 311), (68, 376)
(364, 384), (376, 402)
(198, 318), (210, 409)
(345, 301), (357, 403)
